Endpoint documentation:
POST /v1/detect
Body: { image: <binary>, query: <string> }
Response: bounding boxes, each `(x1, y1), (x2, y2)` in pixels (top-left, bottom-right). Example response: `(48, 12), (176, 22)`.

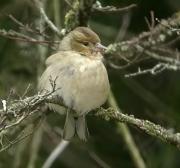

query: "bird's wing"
(39, 59), (75, 91)
(38, 52), (77, 112)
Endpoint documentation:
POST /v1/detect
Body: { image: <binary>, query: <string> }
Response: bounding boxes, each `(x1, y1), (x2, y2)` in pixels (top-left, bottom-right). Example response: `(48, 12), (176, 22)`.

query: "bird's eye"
(82, 41), (89, 46)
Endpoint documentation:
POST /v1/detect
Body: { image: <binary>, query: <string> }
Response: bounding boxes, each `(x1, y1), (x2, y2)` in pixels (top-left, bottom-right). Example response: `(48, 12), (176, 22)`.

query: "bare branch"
(42, 140), (69, 168)
(8, 14), (50, 39)
(107, 13), (180, 53)
(135, 45), (180, 65)
(88, 151), (111, 168)
(0, 29), (59, 46)
(0, 129), (34, 152)
(106, 13), (180, 70)
(93, 2), (137, 13)
(125, 63), (180, 77)
(33, 0), (64, 37)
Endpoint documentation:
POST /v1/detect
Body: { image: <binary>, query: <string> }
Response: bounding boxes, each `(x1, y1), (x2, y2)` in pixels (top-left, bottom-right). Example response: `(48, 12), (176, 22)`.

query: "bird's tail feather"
(63, 110), (89, 141)
(76, 115), (89, 141)
(63, 110), (75, 140)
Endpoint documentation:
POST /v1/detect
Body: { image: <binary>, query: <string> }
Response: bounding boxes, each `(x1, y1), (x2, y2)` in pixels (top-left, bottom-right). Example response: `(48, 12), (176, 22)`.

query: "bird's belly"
(61, 62), (109, 115)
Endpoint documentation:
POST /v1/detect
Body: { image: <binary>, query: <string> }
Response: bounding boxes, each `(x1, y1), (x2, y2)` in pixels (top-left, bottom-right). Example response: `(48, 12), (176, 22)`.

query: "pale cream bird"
(38, 27), (110, 141)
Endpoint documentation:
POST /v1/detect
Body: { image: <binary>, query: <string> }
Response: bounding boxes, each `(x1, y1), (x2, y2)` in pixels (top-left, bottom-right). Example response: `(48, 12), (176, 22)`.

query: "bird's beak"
(95, 43), (107, 53)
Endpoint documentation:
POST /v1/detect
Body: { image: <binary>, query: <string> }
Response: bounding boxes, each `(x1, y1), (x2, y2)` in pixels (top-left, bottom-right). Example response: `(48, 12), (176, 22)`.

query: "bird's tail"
(63, 110), (89, 141)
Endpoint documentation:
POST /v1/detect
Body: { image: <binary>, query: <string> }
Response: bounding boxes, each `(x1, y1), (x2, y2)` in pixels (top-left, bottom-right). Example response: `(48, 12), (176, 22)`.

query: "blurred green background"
(0, 0), (180, 168)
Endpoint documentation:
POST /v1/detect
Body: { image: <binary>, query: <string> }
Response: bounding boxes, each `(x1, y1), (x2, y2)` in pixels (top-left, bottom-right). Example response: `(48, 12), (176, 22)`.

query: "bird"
(38, 27), (110, 141)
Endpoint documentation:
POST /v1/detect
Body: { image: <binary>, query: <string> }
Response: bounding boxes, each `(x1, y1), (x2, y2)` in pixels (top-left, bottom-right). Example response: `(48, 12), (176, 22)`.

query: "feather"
(63, 109), (75, 140)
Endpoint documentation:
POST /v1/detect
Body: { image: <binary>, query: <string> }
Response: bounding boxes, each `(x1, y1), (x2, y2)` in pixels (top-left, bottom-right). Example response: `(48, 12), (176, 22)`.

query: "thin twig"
(106, 13), (180, 68)
(125, 63), (180, 77)
(155, 17), (180, 35)
(33, 0), (63, 38)
(42, 140), (69, 168)
(89, 151), (111, 168)
(93, 3), (137, 13)
(8, 14), (50, 39)
(0, 29), (59, 46)
(0, 130), (34, 153)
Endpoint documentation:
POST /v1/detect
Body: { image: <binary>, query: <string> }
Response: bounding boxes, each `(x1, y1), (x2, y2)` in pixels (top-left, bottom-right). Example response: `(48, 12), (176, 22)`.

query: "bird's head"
(59, 27), (107, 58)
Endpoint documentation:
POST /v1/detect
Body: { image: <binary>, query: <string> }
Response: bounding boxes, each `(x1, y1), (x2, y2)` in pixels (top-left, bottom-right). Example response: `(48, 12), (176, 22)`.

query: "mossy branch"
(96, 108), (180, 149)
(1, 92), (180, 150)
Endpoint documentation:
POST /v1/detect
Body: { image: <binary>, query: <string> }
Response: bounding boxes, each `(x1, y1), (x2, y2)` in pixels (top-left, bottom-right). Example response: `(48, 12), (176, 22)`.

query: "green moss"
(64, 0), (80, 32)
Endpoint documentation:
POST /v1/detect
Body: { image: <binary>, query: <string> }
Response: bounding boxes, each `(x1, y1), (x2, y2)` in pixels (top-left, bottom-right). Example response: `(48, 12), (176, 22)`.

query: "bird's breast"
(63, 58), (109, 115)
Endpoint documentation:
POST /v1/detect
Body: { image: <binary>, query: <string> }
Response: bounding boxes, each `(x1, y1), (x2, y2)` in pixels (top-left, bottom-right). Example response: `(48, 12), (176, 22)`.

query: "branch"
(1, 91), (180, 150)
(106, 12), (180, 70)
(93, 2), (137, 13)
(33, 0), (64, 37)
(0, 29), (59, 46)
(95, 108), (180, 149)
(0, 129), (34, 152)
(64, 0), (96, 32)
(0, 91), (54, 134)
(42, 140), (69, 168)
(125, 62), (180, 77)
(8, 14), (50, 39)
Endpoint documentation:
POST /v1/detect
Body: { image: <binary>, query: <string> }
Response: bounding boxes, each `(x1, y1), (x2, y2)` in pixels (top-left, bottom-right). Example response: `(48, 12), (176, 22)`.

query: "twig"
(8, 14), (50, 39)
(89, 151), (111, 168)
(0, 90), (56, 134)
(42, 140), (69, 168)
(27, 124), (44, 168)
(155, 17), (180, 35)
(33, 0), (63, 37)
(21, 84), (31, 99)
(0, 29), (59, 46)
(115, 13), (132, 41)
(64, 0), (75, 11)
(136, 45), (180, 66)
(125, 62), (180, 77)
(144, 11), (155, 32)
(93, 3), (137, 13)
(0, 115), (43, 153)
(106, 13), (180, 68)
(0, 129), (34, 153)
